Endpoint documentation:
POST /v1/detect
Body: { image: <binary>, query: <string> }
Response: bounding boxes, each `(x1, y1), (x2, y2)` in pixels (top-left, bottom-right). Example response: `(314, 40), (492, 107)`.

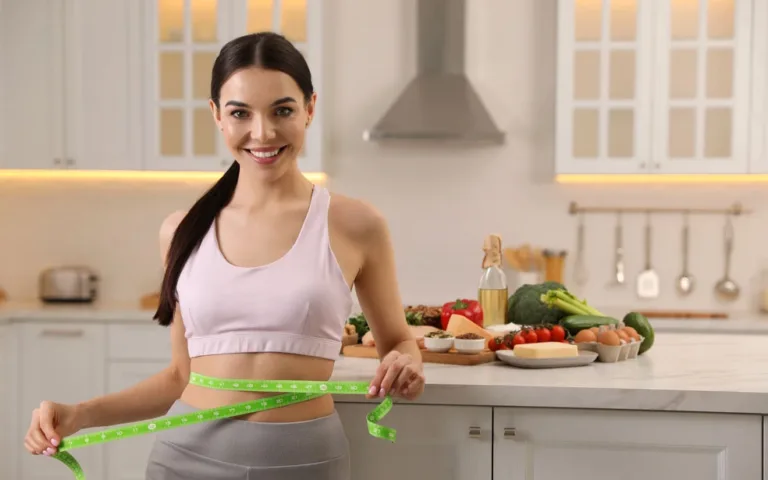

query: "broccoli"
(506, 281), (569, 325)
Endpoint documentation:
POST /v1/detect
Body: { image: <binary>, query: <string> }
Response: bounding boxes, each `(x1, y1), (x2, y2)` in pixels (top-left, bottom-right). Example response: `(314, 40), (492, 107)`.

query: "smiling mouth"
(244, 145), (288, 164)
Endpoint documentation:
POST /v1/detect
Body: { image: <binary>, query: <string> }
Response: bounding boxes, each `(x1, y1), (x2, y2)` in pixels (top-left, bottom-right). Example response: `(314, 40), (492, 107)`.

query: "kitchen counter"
(0, 300), (155, 324)
(330, 332), (768, 415)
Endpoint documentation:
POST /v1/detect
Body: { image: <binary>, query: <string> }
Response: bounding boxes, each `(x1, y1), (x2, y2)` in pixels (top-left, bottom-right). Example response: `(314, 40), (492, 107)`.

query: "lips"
(244, 145), (288, 165)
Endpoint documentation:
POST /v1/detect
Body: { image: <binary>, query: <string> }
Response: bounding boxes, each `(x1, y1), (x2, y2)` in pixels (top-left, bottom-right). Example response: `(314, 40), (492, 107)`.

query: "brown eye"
(275, 107), (293, 117)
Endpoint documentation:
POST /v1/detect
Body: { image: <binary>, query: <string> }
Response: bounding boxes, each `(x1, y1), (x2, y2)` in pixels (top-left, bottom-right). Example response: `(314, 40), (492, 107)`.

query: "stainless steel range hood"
(363, 0), (505, 144)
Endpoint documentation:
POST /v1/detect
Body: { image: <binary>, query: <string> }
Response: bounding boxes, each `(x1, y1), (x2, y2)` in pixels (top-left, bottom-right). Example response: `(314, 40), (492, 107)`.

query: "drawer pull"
(40, 329), (84, 338)
(468, 426), (481, 438)
(504, 427), (516, 439)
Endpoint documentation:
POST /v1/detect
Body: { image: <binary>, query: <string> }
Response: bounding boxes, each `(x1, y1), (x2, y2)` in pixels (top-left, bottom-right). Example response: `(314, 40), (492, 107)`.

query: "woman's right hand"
(24, 400), (84, 456)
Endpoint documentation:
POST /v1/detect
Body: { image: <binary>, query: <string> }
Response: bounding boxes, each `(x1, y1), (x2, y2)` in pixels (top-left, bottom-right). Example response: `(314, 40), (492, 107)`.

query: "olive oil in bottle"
(478, 234), (508, 327)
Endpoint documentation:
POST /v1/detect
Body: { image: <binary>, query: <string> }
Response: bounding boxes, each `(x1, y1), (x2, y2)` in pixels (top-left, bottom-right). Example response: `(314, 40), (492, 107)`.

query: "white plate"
(495, 350), (598, 369)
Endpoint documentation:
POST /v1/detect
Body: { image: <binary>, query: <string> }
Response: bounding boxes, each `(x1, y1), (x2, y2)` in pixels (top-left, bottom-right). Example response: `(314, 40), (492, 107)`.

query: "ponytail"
(153, 162), (240, 326)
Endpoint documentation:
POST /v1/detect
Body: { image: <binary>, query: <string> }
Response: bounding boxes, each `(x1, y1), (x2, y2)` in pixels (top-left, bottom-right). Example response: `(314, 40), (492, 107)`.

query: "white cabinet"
(142, 0), (324, 173)
(335, 402), (493, 480)
(17, 323), (107, 480)
(0, 0), (66, 170)
(104, 362), (167, 480)
(0, 0), (138, 172)
(556, 0), (754, 175)
(493, 407), (762, 480)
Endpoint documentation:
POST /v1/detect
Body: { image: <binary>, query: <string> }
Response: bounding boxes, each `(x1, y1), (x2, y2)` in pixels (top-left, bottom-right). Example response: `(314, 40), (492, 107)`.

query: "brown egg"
(623, 326), (641, 341)
(574, 329), (597, 343)
(616, 330), (630, 342)
(597, 330), (621, 346)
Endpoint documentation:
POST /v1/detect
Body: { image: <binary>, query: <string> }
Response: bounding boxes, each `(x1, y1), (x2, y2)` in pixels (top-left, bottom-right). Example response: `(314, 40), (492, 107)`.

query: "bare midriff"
(180, 352), (337, 422)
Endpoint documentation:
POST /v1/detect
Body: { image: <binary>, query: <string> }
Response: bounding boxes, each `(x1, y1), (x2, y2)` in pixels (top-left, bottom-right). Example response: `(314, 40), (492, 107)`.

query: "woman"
(23, 32), (425, 479)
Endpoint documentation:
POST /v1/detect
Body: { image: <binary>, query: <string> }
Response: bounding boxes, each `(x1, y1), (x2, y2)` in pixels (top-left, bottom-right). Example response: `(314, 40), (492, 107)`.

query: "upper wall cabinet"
(556, 0), (754, 175)
(0, 0), (142, 171)
(143, 0), (323, 173)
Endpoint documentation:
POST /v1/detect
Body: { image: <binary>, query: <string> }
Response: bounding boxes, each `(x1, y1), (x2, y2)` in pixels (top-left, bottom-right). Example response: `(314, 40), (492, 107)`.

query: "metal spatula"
(636, 214), (659, 298)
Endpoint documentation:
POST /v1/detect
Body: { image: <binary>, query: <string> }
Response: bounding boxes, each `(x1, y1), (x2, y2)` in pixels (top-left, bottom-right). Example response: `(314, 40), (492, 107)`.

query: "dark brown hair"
(153, 32), (315, 326)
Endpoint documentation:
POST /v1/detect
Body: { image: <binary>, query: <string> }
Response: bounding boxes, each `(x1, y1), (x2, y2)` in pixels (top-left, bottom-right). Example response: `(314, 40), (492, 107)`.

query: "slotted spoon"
(636, 213), (659, 299)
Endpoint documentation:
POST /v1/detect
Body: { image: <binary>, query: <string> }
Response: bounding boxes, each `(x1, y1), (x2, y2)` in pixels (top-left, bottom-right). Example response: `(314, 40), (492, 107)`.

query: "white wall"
(2, 0), (768, 316)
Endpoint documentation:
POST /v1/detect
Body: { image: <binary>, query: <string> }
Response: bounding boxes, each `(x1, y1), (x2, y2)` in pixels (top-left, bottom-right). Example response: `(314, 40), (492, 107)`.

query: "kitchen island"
(330, 333), (767, 480)
(1, 304), (767, 479)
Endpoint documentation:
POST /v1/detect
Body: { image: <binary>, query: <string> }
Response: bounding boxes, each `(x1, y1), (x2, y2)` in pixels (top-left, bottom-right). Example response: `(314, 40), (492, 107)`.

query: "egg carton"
(576, 336), (645, 362)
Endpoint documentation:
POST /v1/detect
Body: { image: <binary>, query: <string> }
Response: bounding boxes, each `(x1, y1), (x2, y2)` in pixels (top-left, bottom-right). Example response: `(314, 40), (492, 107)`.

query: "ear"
(305, 92), (317, 128)
(209, 99), (222, 130)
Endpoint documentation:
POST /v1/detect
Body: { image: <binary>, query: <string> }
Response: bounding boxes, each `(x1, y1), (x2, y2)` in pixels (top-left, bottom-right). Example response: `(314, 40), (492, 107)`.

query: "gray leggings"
(145, 400), (351, 480)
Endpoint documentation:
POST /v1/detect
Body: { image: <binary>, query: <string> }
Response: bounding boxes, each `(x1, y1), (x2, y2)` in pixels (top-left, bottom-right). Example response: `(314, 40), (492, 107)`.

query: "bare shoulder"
(328, 192), (389, 244)
(158, 210), (188, 262)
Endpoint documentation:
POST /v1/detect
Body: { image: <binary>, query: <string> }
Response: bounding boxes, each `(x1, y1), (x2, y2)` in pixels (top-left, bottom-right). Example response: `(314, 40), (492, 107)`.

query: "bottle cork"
(482, 234), (503, 269)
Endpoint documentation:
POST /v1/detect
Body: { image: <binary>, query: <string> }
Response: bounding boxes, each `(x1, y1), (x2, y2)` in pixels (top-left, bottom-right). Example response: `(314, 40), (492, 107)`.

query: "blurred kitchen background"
(3, 0), (768, 317)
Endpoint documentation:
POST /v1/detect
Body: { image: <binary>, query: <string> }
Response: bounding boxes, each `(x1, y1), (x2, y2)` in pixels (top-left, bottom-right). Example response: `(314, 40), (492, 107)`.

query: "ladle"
(714, 213), (740, 301)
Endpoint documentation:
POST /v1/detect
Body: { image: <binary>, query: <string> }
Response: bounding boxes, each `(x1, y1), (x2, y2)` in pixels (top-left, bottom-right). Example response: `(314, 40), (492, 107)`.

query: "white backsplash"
(2, 0), (768, 316)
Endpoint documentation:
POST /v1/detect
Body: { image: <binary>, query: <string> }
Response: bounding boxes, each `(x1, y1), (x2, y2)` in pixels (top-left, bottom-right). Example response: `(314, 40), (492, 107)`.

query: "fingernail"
(51, 438), (59, 446)
(46, 447), (55, 454)
(378, 387), (386, 397)
(368, 386), (377, 395)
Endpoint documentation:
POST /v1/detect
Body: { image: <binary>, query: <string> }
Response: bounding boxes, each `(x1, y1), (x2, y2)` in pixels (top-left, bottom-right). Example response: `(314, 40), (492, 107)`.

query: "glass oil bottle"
(478, 234), (508, 327)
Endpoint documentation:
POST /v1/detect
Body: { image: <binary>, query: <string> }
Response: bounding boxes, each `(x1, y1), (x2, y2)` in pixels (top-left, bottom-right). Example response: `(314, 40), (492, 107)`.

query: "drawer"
(107, 324), (172, 361)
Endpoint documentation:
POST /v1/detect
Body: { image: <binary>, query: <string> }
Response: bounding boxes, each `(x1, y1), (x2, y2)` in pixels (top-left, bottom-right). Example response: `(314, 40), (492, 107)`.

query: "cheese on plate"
(513, 342), (578, 359)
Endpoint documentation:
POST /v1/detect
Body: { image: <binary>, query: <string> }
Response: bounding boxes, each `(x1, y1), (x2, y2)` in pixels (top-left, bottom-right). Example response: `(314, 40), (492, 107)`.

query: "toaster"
(38, 266), (99, 303)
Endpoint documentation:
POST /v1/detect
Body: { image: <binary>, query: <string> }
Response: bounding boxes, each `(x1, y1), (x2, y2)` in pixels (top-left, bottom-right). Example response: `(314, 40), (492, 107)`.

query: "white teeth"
(248, 148), (281, 158)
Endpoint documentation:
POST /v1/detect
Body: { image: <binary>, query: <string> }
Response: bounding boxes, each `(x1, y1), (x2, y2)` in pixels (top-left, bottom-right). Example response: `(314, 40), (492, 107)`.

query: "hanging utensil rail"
(568, 201), (751, 216)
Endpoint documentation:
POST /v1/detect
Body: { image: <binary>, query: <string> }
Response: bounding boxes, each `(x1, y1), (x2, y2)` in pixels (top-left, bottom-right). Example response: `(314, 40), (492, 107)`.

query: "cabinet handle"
(639, 161), (646, 169)
(39, 328), (84, 338)
(468, 426), (481, 438)
(503, 427), (516, 439)
(65, 158), (75, 166)
(53, 158), (62, 166)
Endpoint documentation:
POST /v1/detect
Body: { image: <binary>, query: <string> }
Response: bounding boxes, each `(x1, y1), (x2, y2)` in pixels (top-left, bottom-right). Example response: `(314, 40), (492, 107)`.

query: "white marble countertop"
(330, 333), (768, 415)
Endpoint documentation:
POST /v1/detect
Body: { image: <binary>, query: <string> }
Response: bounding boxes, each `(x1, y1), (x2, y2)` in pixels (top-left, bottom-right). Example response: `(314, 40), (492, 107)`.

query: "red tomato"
(488, 337), (502, 352)
(522, 329), (538, 343)
(535, 327), (551, 342)
(512, 332), (526, 348)
(550, 325), (566, 342)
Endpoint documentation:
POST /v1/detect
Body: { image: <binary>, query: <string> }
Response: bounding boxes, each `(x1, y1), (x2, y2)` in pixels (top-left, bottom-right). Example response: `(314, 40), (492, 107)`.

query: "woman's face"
(210, 66), (315, 178)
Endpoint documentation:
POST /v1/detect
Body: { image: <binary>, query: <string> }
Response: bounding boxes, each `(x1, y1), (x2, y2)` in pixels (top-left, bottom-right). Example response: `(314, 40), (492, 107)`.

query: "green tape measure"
(50, 372), (396, 479)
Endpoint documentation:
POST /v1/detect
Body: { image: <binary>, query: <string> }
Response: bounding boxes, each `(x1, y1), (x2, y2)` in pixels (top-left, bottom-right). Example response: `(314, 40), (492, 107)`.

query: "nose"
(249, 114), (276, 142)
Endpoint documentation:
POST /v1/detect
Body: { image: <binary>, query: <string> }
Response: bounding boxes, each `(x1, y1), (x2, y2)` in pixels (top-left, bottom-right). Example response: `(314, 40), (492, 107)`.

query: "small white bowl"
(424, 335), (454, 352)
(453, 338), (485, 354)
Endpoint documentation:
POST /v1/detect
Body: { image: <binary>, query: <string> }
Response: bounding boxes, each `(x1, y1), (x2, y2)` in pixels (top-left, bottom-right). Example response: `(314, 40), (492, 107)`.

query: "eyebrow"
(224, 97), (298, 108)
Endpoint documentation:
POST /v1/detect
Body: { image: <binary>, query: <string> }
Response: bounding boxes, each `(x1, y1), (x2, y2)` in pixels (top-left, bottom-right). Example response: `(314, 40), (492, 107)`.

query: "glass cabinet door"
(230, 0), (323, 173)
(556, 0), (653, 174)
(652, 0), (751, 173)
(144, 0), (233, 171)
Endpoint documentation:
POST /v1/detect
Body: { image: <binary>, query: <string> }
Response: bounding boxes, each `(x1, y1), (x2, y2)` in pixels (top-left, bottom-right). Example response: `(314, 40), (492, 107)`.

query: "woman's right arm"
(25, 211), (191, 456)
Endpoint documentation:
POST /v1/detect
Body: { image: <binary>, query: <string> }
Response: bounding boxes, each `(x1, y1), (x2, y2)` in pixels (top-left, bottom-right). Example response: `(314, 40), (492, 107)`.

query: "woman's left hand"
(366, 351), (425, 400)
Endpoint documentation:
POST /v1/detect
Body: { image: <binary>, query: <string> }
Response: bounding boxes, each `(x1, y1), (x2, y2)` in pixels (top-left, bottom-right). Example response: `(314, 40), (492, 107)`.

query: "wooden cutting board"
(635, 310), (729, 319)
(342, 345), (497, 366)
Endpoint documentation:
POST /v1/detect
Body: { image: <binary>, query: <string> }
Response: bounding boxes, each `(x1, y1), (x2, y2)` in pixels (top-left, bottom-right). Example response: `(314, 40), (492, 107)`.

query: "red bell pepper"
(440, 298), (484, 330)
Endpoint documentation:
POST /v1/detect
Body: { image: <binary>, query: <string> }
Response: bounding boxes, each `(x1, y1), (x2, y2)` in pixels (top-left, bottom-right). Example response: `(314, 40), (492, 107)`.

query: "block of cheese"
(445, 314), (495, 347)
(513, 342), (578, 359)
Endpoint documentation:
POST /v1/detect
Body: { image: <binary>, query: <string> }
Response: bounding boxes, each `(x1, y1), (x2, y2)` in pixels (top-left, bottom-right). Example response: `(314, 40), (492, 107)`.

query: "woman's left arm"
(353, 209), (425, 401)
